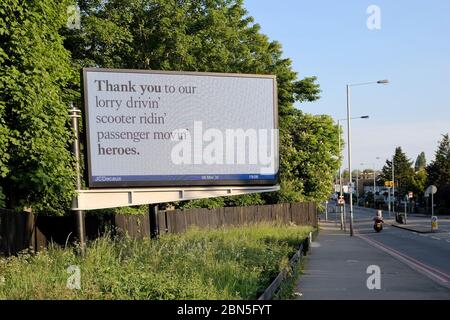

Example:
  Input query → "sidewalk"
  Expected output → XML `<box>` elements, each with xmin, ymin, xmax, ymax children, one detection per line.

<box><xmin>294</xmin><ymin>221</ymin><xmax>450</xmax><ymax>299</ymax></box>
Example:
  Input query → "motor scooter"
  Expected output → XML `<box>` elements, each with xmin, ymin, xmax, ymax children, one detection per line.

<box><xmin>373</xmin><ymin>218</ymin><xmax>383</xmax><ymax>232</ymax></box>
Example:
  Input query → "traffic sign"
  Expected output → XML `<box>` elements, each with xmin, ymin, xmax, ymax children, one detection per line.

<box><xmin>384</xmin><ymin>181</ymin><xmax>394</xmax><ymax>188</ymax></box>
<box><xmin>431</xmin><ymin>216</ymin><xmax>438</xmax><ymax>231</ymax></box>
<box><xmin>425</xmin><ymin>185</ymin><xmax>437</xmax><ymax>196</ymax></box>
<box><xmin>338</xmin><ymin>197</ymin><xmax>345</xmax><ymax>205</ymax></box>
<box><xmin>408</xmin><ymin>192</ymin><xmax>413</xmax><ymax>199</ymax></box>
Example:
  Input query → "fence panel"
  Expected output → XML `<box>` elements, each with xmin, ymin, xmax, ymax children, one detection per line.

<box><xmin>1</xmin><ymin>202</ymin><xmax>317</xmax><ymax>253</ymax></box>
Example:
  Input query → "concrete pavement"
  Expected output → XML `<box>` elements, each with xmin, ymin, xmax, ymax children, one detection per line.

<box><xmin>294</xmin><ymin>220</ymin><xmax>450</xmax><ymax>300</ymax></box>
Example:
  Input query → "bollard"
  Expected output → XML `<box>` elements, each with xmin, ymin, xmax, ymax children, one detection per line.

<box><xmin>431</xmin><ymin>216</ymin><xmax>438</xmax><ymax>232</ymax></box>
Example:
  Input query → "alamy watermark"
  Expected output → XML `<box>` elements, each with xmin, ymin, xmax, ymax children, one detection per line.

<box><xmin>170</xmin><ymin>121</ymin><xmax>278</xmax><ymax>175</ymax></box>
<box><xmin>66</xmin><ymin>265</ymin><xmax>81</xmax><ymax>290</ymax></box>
<box><xmin>367</xmin><ymin>5</ymin><xmax>381</xmax><ymax>30</ymax></box>
<box><xmin>366</xmin><ymin>265</ymin><xmax>381</xmax><ymax>290</ymax></box>
<box><xmin>67</xmin><ymin>5</ymin><xmax>81</xmax><ymax>30</ymax></box>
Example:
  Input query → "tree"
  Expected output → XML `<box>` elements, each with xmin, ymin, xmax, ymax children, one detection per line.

<box><xmin>266</xmin><ymin>110</ymin><xmax>340</xmax><ymax>204</ymax></box>
<box><xmin>381</xmin><ymin>147</ymin><xmax>414</xmax><ymax>201</ymax></box>
<box><xmin>414</xmin><ymin>152</ymin><xmax>426</xmax><ymax>172</ymax></box>
<box><xmin>427</xmin><ymin>134</ymin><xmax>450</xmax><ymax>210</ymax></box>
<box><xmin>0</xmin><ymin>0</ymin><xmax>76</xmax><ymax>214</ymax></box>
<box><xmin>63</xmin><ymin>0</ymin><xmax>333</xmax><ymax>209</ymax></box>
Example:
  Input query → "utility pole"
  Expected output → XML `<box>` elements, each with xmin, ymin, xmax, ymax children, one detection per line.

<box><xmin>346</xmin><ymin>84</ymin><xmax>354</xmax><ymax>236</ymax></box>
<box><xmin>356</xmin><ymin>169</ymin><xmax>359</xmax><ymax>204</ymax></box>
<box><xmin>373</xmin><ymin>164</ymin><xmax>376</xmax><ymax>208</ymax></box>
<box><xmin>392</xmin><ymin>154</ymin><xmax>395</xmax><ymax>216</ymax></box>
<box><xmin>345</xmin><ymin>80</ymin><xmax>388</xmax><ymax>236</ymax></box>
<box><xmin>70</xmin><ymin>103</ymin><xmax>86</xmax><ymax>256</ymax></box>
<box><xmin>338</xmin><ymin>120</ymin><xmax>344</xmax><ymax>230</ymax></box>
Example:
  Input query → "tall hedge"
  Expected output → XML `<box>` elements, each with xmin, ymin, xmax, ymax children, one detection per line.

<box><xmin>0</xmin><ymin>0</ymin><xmax>75</xmax><ymax>214</ymax></box>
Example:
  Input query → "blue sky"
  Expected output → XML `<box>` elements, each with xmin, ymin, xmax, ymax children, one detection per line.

<box><xmin>244</xmin><ymin>0</ymin><xmax>450</xmax><ymax>171</ymax></box>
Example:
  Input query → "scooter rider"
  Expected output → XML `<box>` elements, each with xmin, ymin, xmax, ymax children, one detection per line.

<box><xmin>373</xmin><ymin>210</ymin><xmax>384</xmax><ymax>231</ymax></box>
<box><xmin>373</xmin><ymin>210</ymin><xmax>384</xmax><ymax>223</ymax></box>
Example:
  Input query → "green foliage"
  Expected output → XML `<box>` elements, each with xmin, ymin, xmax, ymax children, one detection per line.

<box><xmin>411</xmin><ymin>169</ymin><xmax>428</xmax><ymax>206</ymax></box>
<box><xmin>178</xmin><ymin>197</ymin><xmax>226</xmax><ymax>209</ymax></box>
<box><xmin>426</xmin><ymin>134</ymin><xmax>450</xmax><ymax>209</ymax></box>
<box><xmin>62</xmin><ymin>0</ymin><xmax>333</xmax><ymax>210</ymax></box>
<box><xmin>269</xmin><ymin>109</ymin><xmax>340</xmax><ymax>204</ymax></box>
<box><xmin>0</xmin><ymin>0</ymin><xmax>76</xmax><ymax>214</ymax></box>
<box><xmin>0</xmin><ymin>223</ymin><xmax>313</xmax><ymax>299</ymax></box>
<box><xmin>381</xmin><ymin>147</ymin><xmax>414</xmax><ymax>199</ymax></box>
<box><xmin>93</xmin><ymin>205</ymin><xmax>148</xmax><ymax>215</ymax></box>
<box><xmin>0</xmin><ymin>0</ymin><xmax>336</xmax><ymax>213</ymax></box>
<box><xmin>414</xmin><ymin>152</ymin><xmax>426</xmax><ymax>172</ymax></box>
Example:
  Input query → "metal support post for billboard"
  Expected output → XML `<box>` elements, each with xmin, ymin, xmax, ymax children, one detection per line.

<box><xmin>70</xmin><ymin>103</ymin><xmax>86</xmax><ymax>256</ymax></box>
<box><xmin>149</xmin><ymin>204</ymin><xmax>159</xmax><ymax>239</ymax></box>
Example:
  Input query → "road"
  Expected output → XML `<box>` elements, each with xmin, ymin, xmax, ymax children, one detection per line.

<box><xmin>352</xmin><ymin>207</ymin><xmax>450</xmax><ymax>287</ymax></box>
<box><xmin>295</xmin><ymin>205</ymin><xmax>450</xmax><ymax>299</ymax></box>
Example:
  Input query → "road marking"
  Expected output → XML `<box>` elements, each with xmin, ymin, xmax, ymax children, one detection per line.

<box><xmin>419</xmin><ymin>234</ymin><xmax>428</xmax><ymax>237</ymax></box>
<box><xmin>431</xmin><ymin>236</ymin><xmax>441</xmax><ymax>240</ymax></box>
<box><xmin>356</xmin><ymin>233</ymin><xmax>450</xmax><ymax>285</ymax></box>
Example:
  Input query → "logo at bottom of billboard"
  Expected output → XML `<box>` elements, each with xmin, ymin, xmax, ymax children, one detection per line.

<box><xmin>83</xmin><ymin>68</ymin><xmax>279</xmax><ymax>187</ymax></box>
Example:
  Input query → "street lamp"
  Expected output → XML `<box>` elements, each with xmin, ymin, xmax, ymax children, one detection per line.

<box><xmin>346</xmin><ymin>80</ymin><xmax>389</xmax><ymax>236</ymax></box>
<box><xmin>337</xmin><ymin>115</ymin><xmax>369</xmax><ymax>230</ymax></box>
<box><xmin>392</xmin><ymin>154</ymin><xmax>395</xmax><ymax>215</ymax></box>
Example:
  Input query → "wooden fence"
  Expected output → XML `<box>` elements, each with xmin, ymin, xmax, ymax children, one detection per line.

<box><xmin>0</xmin><ymin>202</ymin><xmax>317</xmax><ymax>255</ymax></box>
<box><xmin>161</xmin><ymin>202</ymin><xmax>317</xmax><ymax>234</ymax></box>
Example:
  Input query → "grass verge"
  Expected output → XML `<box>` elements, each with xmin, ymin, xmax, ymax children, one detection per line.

<box><xmin>0</xmin><ymin>223</ymin><xmax>313</xmax><ymax>300</ymax></box>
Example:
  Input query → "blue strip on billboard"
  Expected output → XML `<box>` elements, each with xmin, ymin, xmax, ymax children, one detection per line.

<box><xmin>93</xmin><ymin>174</ymin><xmax>277</xmax><ymax>182</ymax></box>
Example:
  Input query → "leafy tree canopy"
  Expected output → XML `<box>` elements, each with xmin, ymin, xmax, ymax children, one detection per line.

<box><xmin>381</xmin><ymin>147</ymin><xmax>414</xmax><ymax>199</ymax></box>
<box><xmin>0</xmin><ymin>0</ymin><xmax>339</xmax><ymax>213</ymax></box>
<box><xmin>414</xmin><ymin>152</ymin><xmax>426</xmax><ymax>172</ymax></box>
<box><xmin>427</xmin><ymin>134</ymin><xmax>450</xmax><ymax>209</ymax></box>
<box><xmin>0</xmin><ymin>0</ymin><xmax>76</xmax><ymax>214</ymax></box>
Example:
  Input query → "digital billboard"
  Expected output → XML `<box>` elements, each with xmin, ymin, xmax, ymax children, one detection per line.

<box><xmin>82</xmin><ymin>68</ymin><xmax>278</xmax><ymax>187</ymax></box>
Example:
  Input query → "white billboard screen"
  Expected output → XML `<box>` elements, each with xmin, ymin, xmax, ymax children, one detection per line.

<box><xmin>82</xmin><ymin>68</ymin><xmax>278</xmax><ymax>188</ymax></box>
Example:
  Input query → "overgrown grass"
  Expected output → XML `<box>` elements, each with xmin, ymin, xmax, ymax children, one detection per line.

<box><xmin>0</xmin><ymin>223</ymin><xmax>313</xmax><ymax>300</ymax></box>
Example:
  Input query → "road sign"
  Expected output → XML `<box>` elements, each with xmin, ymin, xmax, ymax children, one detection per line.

<box><xmin>343</xmin><ymin>185</ymin><xmax>349</xmax><ymax>194</ymax></box>
<box><xmin>425</xmin><ymin>185</ymin><xmax>437</xmax><ymax>196</ymax></box>
<box><xmin>338</xmin><ymin>197</ymin><xmax>345</xmax><ymax>205</ymax></box>
<box><xmin>384</xmin><ymin>181</ymin><xmax>394</xmax><ymax>187</ymax></box>
<box><xmin>431</xmin><ymin>216</ymin><xmax>438</xmax><ymax>231</ymax></box>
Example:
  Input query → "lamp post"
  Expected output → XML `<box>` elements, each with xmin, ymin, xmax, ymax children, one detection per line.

<box><xmin>337</xmin><ymin>116</ymin><xmax>369</xmax><ymax>230</ymax></box>
<box><xmin>346</xmin><ymin>80</ymin><xmax>388</xmax><ymax>236</ymax></box>
<box><xmin>392</xmin><ymin>154</ymin><xmax>395</xmax><ymax>215</ymax></box>
<box><xmin>356</xmin><ymin>169</ymin><xmax>359</xmax><ymax>202</ymax></box>
<box><xmin>69</xmin><ymin>103</ymin><xmax>86</xmax><ymax>256</ymax></box>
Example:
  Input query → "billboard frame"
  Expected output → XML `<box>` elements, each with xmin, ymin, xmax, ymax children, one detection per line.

<box><xmin>71</xmin><ymin>185</ymin><xmax>280</xmax><ymax>211</ymax></box>
<box><xmin>81</xmin><ymin>67</ymin><xmax>279</xmax><ymax>188</ymax></box>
